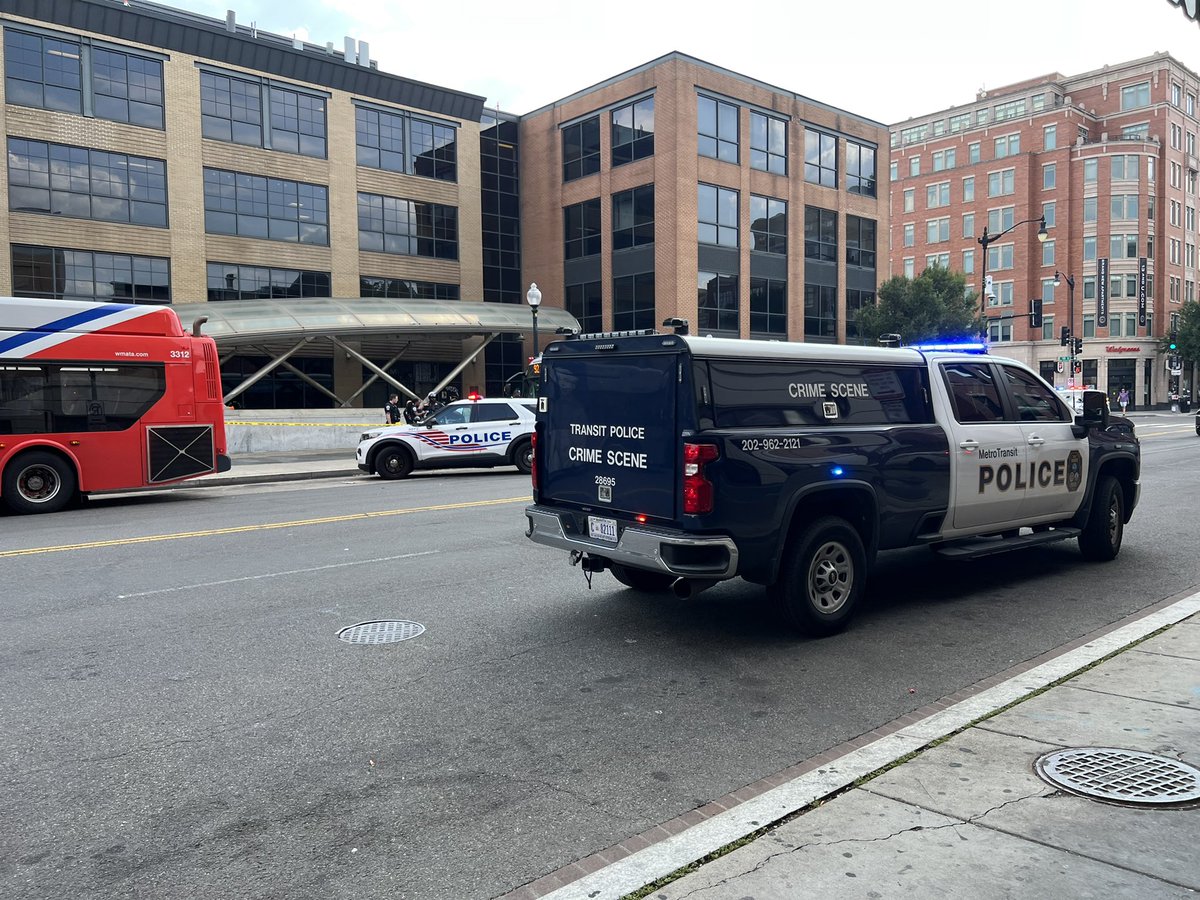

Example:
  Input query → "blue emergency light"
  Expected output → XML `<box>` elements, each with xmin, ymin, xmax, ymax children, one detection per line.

<box><xmin>910</xmin><ymin>341</ymin><xmax>989</xmax><ymax>354</ymax></box>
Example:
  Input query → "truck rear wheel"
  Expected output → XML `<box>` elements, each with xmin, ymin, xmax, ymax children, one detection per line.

<box><xmin>375</xmin><ymin>445</ymin><xmax>414</xmax><ymax>480</ymax></box>
<box><xmin>771</xmin><ymin>516</ymin><xmax>866</xmax><ymax>637</ymax></box>
<box><xmin>512</xmin><ymin>439</ymin><xmax>533</xmax><ymax>475</ymax></box>
<box><xmin>609</xmin><ymin>563</ymin><xmax>674</xmax><ymax>593</ymax></box>
<box><xmin>1079</xmin><ymin>475</ymin><xmax>1124</xmax><ymax>561</ymax></box>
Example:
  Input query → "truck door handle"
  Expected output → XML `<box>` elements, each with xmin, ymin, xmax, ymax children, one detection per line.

<box><xmin>1027</xmin><ymin>435</ymin><xmax>1045</xmax><ymax>447</ymax></box>
<box><xmin>959</xmin><ymin>439</ymin><xmax>979</xmax><ymax>451</ymax></box>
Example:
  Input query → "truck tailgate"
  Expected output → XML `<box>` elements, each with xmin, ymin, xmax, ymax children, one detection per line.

<box><xmin>540</xmin><ymin>353</ymin><xmax>679</xmax><ymax>520</ymax></box>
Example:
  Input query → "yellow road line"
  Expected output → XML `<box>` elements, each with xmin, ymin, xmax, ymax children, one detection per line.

<box><xmin>0</xmin><ymin>497</ymin><xmax>529</xmax><ymax>558</ymax></box>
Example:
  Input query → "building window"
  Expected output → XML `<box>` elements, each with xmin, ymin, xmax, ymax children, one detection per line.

<box><xmin>698</xmin><ymin>95</ymin><xmax>738</xmax><ymax>163</ymax></box>
<box><xmin>203</xmin><ymin>168</ymin><xmax>328</xmax><ymax>244</ymax></box>
<box><xmin>988</xmin><ymin>168</ymin><xmax>1015</xmax><ymax>197</ymax></box>
<box><xmin>564</xmin><ymin>281</ymin><xmax>602</xmax><ymax>334</ymax></box>
<box><xmin>890</xmin><ymin>160</ymin><xmax>898</xmax><ymax>181</ymax></box>
<box><xmin>355</xmin><ymin>106</ymin><xmax>457</xmax><ymax>181</ymax></box>
<box><xmin>806</xmin><ymin>131</ymin><xmax>838</xmax><ymax>187</ymax></box>
<box><xmin>804</xmin><ymin>283</ymin><xmax>837</xmax><ymax>342</ymax></box>
<box><xmin>903</xmin><ymin>189</ymin><xmax>915</xmax><ymax>213</ymax></box>
<box><xmin>208</xmin><ymin>263</ymin><xmax>331</xmax><ymax>300</ymax></box>
<box><xmin>908</xmin><ymin>155</ymin><xmax>920</xmax><ymax>178</ymax></box>
<box><xmin>1110</xmin><ymin>233</ymin><xmax>1138</xmax><ymax>258</ymax></box>
<box><xmin>949</xmin><ymin>113</ymin><xmax>970</xmax><ymax>133</ymax></box>
<box><xmin>1084</xmin><ymin>159</ymin><xmax>1098</xmax><ymax>183</ymax></box>
<box><xmin>927</xmin><ymin>182</ymin><xmax>950</xmax><ymax>208</ymax></box>
<box><xmin>846</xmin><ymin>289</ymin><xmax>874</xmax><ymax>344</ymax></box>
<box><xmin>988</xmin><ymin>207</ymin><xmax>1015</xmax><ymax>233</ymax></box>
<box><xmin>750</xmin><ymin>111</ymin><xmax>786</xmax><ymax>175</ymax></box>
<box><xmin>903</xmin><ymin>223</ymin><xmax>915</xmax><ymax>247</ymax></box>
<box><xmin>994</xmin><ymin>133</ymin><xmax>1020</xmax><ymax>158</ymax></box>
<box><xmin>925</xmin><ymin>252</ymin><xmax>950</xmax><ymax>269</ymax></box>
<box><xmin>968</xmin><ymin>142</ymin><xmax>980</xmax><ymax>164</ymax></box>
<box><xmin>13</xmin><ymin>244</ymin><xmax>170</xmax><ymax>303</ymax></box>
<box><xmin>564</xmin><ymin>198</ymin><xmax>601</xmax><ymax>259</ymax></box>
<box><xmin>562</xmin><ymin>116</ymin><xmax>600</xmax><ymax>182</ymax></box>
<box><xmin>988</xmin><ymin>320</ymin><xmax>1013</xmax><ymax>342</ymax></box>
<box><xmin>962</xmin><ymin>248</ymin><xmax>975</xmax><ymax>274</ymax></box>
<box><xmin>846</xmin><ymin>216</ymin><xmax>876</xmax><ymax>269</ymax></box>
<box><xmin>932</xmin><ymin>148</ymin><xmax>956</xmax><ymax>172</ymax></box>
<box><xmin>963</xmin><ymin>176</ymin><xmax>975</xmax><ymax>202</ymax></box>
<box><xmin>1044</xmin><ymin>125</ymin><xmax>1057</xmax><ymax>151</ymax></box>
<box><xmin>4</xmin><ymin>29</ymin><xmax>165</xmax><ymax>129</ymax></box>
<box><xmin>903</xmin><ymin>258</ymin><xmax>915</xmax><ymax>278</ymax></box>
<box><xmin>612</xmin><ymin>184</ymin><xmax>654</xmax><ymax>250</ymax></box>
<box><xmin>993</xmin><ymin>99</ymin><xmax>1026</xmax><ymax>121</ymax></box>
<box><xmin>613</xmin><ymin>272</ymin><xmax>655</xmax><ymax>331</ymax></box>
<box><xmin>1111</xmin><ymin>194</ymin><xmax>1138</xmax><ymax>219</ymax></box>
<box><xmin>1084</xmin><ymin>197</ymin><xmax>1097</xmax><ymax>223</ymax></box>
<box><xmin>804</xmin><ymin>206</ymin><xmax>837</xmax><ymax>261</ymax></box>
<box><xmin>8</xmin><ymin>138</ymin><xmax>167</xmax><ymax>227</ymax></box>
<box><xmin>200</xmin><ymin>71</ymin><xmax>326</xmax><ymax>158</ymax></box>
<box><xmin>750</xmin><ymin>277</ymin><xmax>786</xmax><ymax>337</ymax></box>
<box><xmin>847</xmin><ymin>141</ymin><xmax>876</xmax><ymax>196</ymax></box>
<box><xmin>1042</xmin><ymin>279</ymin><xmax>1055</xmax><ymax>304</ymax></box>
<box><xmin>357</xmin><ymin>192</ymin><xmax>456</xmax><ymax>258</ymax></box>
<box><xmin>1124</xmin><ymin>122</ymin><xmax>1150</xmax><ymax>140</ymax></box>
<box><xmin>750</xmin><ymin>195</ymin><xmax>787</xmax><ymax>254</ymax></box>
<box><xmin>987</xmin><ymin>243</ymin><xmax>1014</xmax><ymax>271</ymax></box>
<box><xmin>612</xmin><ymin>96</ymin><xmax>654</xmax><ymax>166</ymax></box>
<box><xmin>1041</xmin><ymin>314</ymin><xmax>1056</xmax><ymax>341</ymax></box>
<box><xmin>963</xmin><ymin>213</ymin><xmax>975</xmax><ymax>238</ymax></box>
<box><xmin>1111</xmin><ymin>155</ymin><xmax>1138</xmax><ymax>180</ymax></box>
<box><xmin>1083</xmin><ymin>236</ymin><xmax>1097</xmax><ymax>261</ymax></box>
<box><xmin>698</xmin><ymin>183</ymin><xmax>738</xmax><ymax>247</ymax></box>
<box><xmin>1042</xmin><ymin>240</ymin><xmax>1055</xmax><ymax>267</ymax></box>
<box><xmin>359</xmin><ymin>277</ymin><xmax>457</xmax><ymax>300</ymax></box>
<box><xmin>1043</xmin><ymin>163</ymin><xmax>1056</xmax><ymax>190</ymax></box>
<box><xmin>697</xmin><ymin>271</ymin><xmax>739</xmax><ymax>334</ymax></box>
<box><xmin>1042</xmin><ymin>201</ymin><xmax>1055</xmax><ymax>229</ymax></box>
<box><xmin>926</xmin><ymin>217</ymin><xmax>950</xmax><ymax>244</ymax></box>
<box><xmin>1120</xmin><ymin>81</ymin><xmax>1150</xmax><ymax>110</ymax></box>
<box><xmin>1083</xmin><ymin>314</ymin><xmax>1096</xmax><ymax>338</ymax></box>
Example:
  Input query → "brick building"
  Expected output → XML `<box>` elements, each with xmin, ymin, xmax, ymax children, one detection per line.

<box><xmin>890</xmin><ymin>52</ymin><xmax>1200</xmax><ymax>407</ymax></box>
<box><xmin>519</xmin><ymin>53</ymin><xmax>889</xmax><ymax>344</ymax></box>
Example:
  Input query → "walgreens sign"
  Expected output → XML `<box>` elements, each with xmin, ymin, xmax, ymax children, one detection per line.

<box><xmin>1168</xmin><ymin>0</ymin><xmax>1200</xmax><ymax>22</ymax></box>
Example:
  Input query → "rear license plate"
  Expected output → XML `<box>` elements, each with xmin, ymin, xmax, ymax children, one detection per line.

<box><xmin>588</xmin><ymin>516</ymin><xmax>618</xmax><ymax>542</ymax></box>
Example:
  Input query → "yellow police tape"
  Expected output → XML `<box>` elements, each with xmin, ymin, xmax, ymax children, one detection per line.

<box><xmin>229</xmin><ymin>421</ymin><xmax>378</xmax><ymax>427</ymax></box>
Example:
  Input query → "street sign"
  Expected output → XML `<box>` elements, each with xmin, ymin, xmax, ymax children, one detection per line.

<box><xmin>1058</xmin><ymin>356</ymin><xmax>1072</xmax><ymax>362</ymax></box>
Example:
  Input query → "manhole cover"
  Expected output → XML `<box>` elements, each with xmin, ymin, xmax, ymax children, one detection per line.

<box><xmin>337</xmin><ymin>620</ymin><xmax>425</xmax><ymax>645</ymax></box>
<box><xmin>1034</xmin><ymin>747</ymin><xmax>1200</xmax><ymax>808</ymax></box>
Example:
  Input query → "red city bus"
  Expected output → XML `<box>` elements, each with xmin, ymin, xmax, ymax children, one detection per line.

<box><xmin>0</xmin><ymin>298</ymin><xmax>231</xmax><ymax>514</ymax></box>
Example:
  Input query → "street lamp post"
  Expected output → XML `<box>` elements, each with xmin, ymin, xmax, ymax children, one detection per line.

<box><xmin>1053</xmin><ymin>270</ymin><xmax>1076</xmax><ymax>382</ymax></box>
<box><xmin>977</xmin><ymin>215</ymin><xmax>1049</xmax><ymax>328</ymax></box>
<box><xmin>526</xmin><ymin>282</ymin><xmax>542</xmax><ymax>357</ymax></box>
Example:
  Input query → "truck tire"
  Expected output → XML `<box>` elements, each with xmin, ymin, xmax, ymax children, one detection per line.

<box><xmin>2</xmin><ymin>450</ymin><xmax>77</xmax><ymax>515</ymax></box>
<box><xmin>1079</xmin><ymin>475</ymin><xmax>1124</xmax><ymax>561</ymax></box>
<box><xmin>512</xmin><ymin>439</ymin><xmax>533</xmax><ymax>475</ymax></box>
<box><xmin>771</xmin><ymin>516</ymin><xmax>866</xmax><ymax>637</ymax></box>
<box><xmin>609</xmin><ymin>563</ymin><xmax>675</xmax><ymax>593</ymax></box>
<box><xmin>374</xmin><ymin>445</ymin><xmax>414</xmax><ymax>480</ymax></box>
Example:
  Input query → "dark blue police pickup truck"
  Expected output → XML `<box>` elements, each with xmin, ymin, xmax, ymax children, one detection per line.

<box><xmin>524</xmin><ymin>331</ymin><xmax>1141</xmax><ymax>636</ymax></box>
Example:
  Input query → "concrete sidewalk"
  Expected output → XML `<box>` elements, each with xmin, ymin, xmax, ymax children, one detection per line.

<box><xmin>518</xmin><ymin>595</ymin><xmax>1200</xmax><ymax>900</ymax></box>
<box><xmin>186</xmin><ymin>449</ymin><xmax>363</xmax><ymax>487</ymax></box>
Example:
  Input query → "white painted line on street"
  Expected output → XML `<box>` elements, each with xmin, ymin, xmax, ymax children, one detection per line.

<box><xmin>538</xmin><ymin>589</ymin><xmax>1200</xmax><ymax>900</ymax></box>
<box><xmin>116</xmin><ymin>551</ymin><xmax>440</xmax><ymax>598</ymax></box>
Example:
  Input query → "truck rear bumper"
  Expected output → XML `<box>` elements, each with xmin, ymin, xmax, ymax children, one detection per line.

<box><xmin>524</xmin><ymin>505</ymin><xmax>739</xmax><ymax>578</ymax></box>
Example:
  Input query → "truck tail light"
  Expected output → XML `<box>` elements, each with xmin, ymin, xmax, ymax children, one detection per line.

<box><xmin>682</xmin><ymin>442</ymin><xmax>719</xmax><ymax>515</ymax></box>
<box><xmin>530</xmin><ymin>430</ymin><xmax>538</xmax><ymax>489</ymax></box>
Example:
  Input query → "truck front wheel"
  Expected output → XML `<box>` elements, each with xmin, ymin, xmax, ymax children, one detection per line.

<box><xmin>609</xmin><ymin>563</ymin><xmax>674</xmax><ymax>593</ymax></box>
<box><xmin>771</xmin><ymin>516</ymin><xmax>866</xmax><ymax>637</ymax></box>
<box><xmin>1079</xmin><ymin>475</ymin><xmax>1124</xmax><ymax>561</ymax></box>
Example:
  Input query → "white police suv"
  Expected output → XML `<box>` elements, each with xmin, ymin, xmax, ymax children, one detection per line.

<box><xmin>357</xmin><ymin>396</ymin><xmax>536</xmax><ymax>479</ymax></box>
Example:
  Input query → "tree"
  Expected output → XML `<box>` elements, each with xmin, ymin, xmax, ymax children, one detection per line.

<box><xmin>1162</xmin><ymin>299</ymin><xmax>1200</xmax><ymax>363</ymax></box>
<box><xmin>853</xmin><ymin>266</ymin><xmax>983</xmax><ymax>346</ymax></box>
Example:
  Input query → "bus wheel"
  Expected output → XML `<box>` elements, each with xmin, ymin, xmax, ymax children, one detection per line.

<box><xmin>375</xmin><ymin>446</ymin><xmax>414</xmax><ymax>480</ymax></box>
<box><xmin>3</xmin><ymin>451</ymin><xmax>77</xmax><ymax>515</ymax></box>
<box><xmin>770</xmin><ymin>516</ymin><xmax>865</xmax><ymax>637</ymax></box>
<box><xmin>512</xmin><ymin>439</ymin><xmax>533</xmax><ymax>475</ymax></box>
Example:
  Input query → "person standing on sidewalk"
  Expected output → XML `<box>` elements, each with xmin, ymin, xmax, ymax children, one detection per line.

<box><xmin>384</xmin><ymin>393</ymin><xmax>402</xmax><ymax>424</ymax></box>
<box><xmin>1118</xmin><ymin>386</ymin><xmax>1130</xmax><ymax>414</ymax></box>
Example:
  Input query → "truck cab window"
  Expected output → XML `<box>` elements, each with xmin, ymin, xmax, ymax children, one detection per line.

<box><xmin>942</xmin><ymin>362</ymin><xmax>1005</xmax><ymax>423</ymax></box>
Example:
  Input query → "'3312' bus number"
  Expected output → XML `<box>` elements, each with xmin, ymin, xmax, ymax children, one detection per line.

<box><xmin>170</xmin><ymin>350</ymin><xmax>191</xmax><ymax>359</ymax></box>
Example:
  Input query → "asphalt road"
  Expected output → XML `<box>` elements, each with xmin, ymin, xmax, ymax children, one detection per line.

<box><xmin>1</xmin><ymin>417</ymin><xmax>1197</xmax><ymax>900</ymax></box>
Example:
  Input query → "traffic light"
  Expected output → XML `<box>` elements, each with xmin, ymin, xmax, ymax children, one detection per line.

<box><xmin>1073</xmin><ymin>360</ymin><xmax>1083</xmax><ymax>374</ymax></box>
<box><xmin>1060</xmin><ymin>326</ymin><xmax>1070</xmax><ymax>347</ymax></box>
<box><xmin>1030</xmin><ymin>299</ymin><xmax>1043</xmax><ymax>328</ymax></box>
<box><xmin>1169</xmin><ymin>331</ymin><xmax>1179</xmax><ymax>351</ymax></box>
<box><xmin>1073</xmin><ymin>337</ymin><xmax>1084</xmax><ymax>355</ymax></box>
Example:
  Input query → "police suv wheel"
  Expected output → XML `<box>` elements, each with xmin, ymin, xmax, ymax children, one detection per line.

<box><xmin>375</xmin><ymin>446</ymin><xmax>414</xmax><ymax>480</ymax></box>
<box><xmin>609</xmin><ymin>563</ymin><xmax>674</xmax><ymax>593</ymax></box>
<box><xmin>513</xmin><ymin>439</ymin><xmax>533</xmax><ymax>475</ymax></box>
<box><xmin>772</xmin><ymin>516</ymin><xmax>865</xmax><ymax>637</ymax></box>
<box><xmin>3</xmin><ymin>450</ymin><xmax>77</xmax><ymax>515</ymax></box>
<box><xmin>1079</xmin><ymin>475</ymin><xmax>1124</xmax><ymax>561</ymax></box>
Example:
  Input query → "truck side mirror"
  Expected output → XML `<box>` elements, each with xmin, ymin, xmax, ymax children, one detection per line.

<box><xmin>1078</xmin><ymin>389</ymin><xmax>1109</xmax><ymax>428</ymax></box>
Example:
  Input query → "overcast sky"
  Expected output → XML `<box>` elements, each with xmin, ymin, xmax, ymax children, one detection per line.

<box><xmin>178</xmin><ymin>0</ymin><xmax>1200</xmax><ymax>124</ymax></box>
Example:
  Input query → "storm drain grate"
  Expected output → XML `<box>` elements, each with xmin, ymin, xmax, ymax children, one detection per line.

<box><xmin>337</xmin><ymin>620</ymin><xmax>425</xmax><ymax>645</ymax></box>
<box><xmin>1034</xmin><ymin>747</ymin><xmax>1200</xmax><ymax>808</ymax></box>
